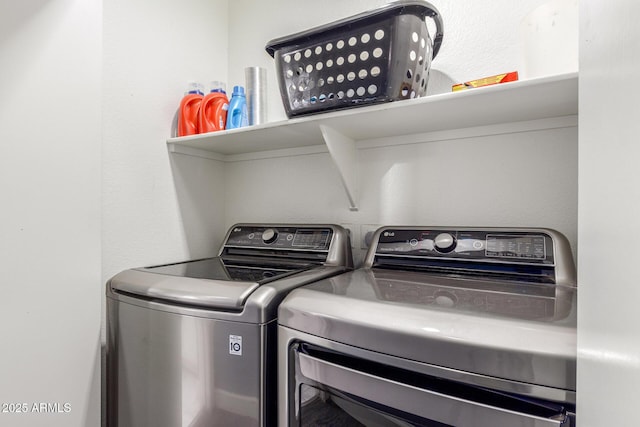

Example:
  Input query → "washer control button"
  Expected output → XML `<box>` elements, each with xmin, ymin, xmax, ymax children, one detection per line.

<box><xmin>434</xmin><ymin>233</ymin><xmax>456</xmax><ymax>253</ymax></box>
<box><xmin>262</xmin><ymin>228</ymin><xmax>278</xmax><ymax>244</ymax></box>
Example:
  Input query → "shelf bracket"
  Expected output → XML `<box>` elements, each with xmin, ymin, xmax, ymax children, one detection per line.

<box><xmin>320</xmin><ymin>124</ymin><xmax>358</xmax><ymax>211</ymax></box>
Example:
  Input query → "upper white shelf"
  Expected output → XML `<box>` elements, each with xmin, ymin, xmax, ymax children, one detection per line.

<box><xmin>167</xmin><ymin>72</ymin><xmax>578</xmax><ymax>158</ymax></box>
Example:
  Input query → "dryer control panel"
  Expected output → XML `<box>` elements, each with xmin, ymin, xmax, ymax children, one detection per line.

<box><xmin>368</xmin><ymin>227</ymin><xmax>577</xmax><ymax>285</ymax></box>
<box><xmin>374</xmin><ymin>228</ymin><xmax>554</xmax><ymax>265</ymax></box>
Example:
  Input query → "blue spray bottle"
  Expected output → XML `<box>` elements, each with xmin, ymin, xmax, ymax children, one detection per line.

<box><xmin>225</xmin><ymin>86</ymin><xmax>249</xmax><ymax>129</ymax></box>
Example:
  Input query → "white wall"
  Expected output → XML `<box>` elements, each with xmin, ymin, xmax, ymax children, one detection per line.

<box><xmin>578</xmin><ymin>0</ymin><xmax>640</xmax><ymax>424</ymax></box>
<box><xmin>0</xmin><ymin>1</ymin><xmax>102</xmax><ymax>426</ymax></box>
<box><xmin>224</xmin><ymin>0</ymin><xmax>578</xmax><ymax>264</ymax></box>
<box><xmin>102</xmin><ymin>0</ymin><xmax>229</xmax><ymax>282</ymax></box>
<box><xmin>224</xmin><ymin>126</ymin><xmax>578</xmax><ymax>264</ymax></box>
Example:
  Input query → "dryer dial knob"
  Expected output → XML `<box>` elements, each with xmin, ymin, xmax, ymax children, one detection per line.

<box><xmin>434</xmin><ymin>233</ymin><xmax>456</xmax><ymax>253</ymax></box>
<box><xmin>262</xmin><ymin>228</ymin><xmax>278</xmax><ymax>244</ymax></box>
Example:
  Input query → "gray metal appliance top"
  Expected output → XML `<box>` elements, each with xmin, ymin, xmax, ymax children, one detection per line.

<box><xmin>107</xmin><ymin>223</ymin><xmax>352</xmax><ymax>322</ymax></box>
<box><xmin>279</xmin><ymin>226</ymin><xmax>577</xmax><ymax>394</ymax></box>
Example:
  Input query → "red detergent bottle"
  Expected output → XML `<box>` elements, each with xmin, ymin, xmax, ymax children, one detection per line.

<box><xmin>177</xmin><ymin>82</ymin><xmax>204</xmax><ymax>136</ymax></box>
<box><xmin>198</xmin><ymin>81</ymin><xmax>229</xmax><ymax>133</ymax></box>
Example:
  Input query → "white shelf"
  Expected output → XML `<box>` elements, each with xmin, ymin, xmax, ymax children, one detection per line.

<box><xmin>167</xmin><ymin>72</ymin><xmax>578</xmax><ymax>210</ymax></box>
<box><xmin>168</xmin><ymin>72</ymin><xmax>577</xmax><ymax>156</ymax></box>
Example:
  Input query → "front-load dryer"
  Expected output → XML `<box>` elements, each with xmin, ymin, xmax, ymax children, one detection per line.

<box><xmin>279</xmin><ymin>226</ymin><xmax>577</xmax><ymax>427</ymax></box>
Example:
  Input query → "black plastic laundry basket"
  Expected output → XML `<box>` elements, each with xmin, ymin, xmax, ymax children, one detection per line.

<box><xmin>265</xmin><ymin>0</ymin><xmax>444</xmax><ymax>118</ymax></box>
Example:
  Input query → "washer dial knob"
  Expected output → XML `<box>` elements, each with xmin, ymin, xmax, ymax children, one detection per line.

<box><xmin>434</xmin><ymin>232</ymin><xmax>456</xmax><ymax>253</ymax></box>
<box><xmin>262</xmin><ymin>228</ymin><xmax>278</xmax><ymax>244</ymax></box>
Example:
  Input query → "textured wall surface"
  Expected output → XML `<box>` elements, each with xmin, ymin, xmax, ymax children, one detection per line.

<box><xmin>102</xmin><ymin>0</ymin><xmax>229</xmax><ymax>282</ymax></box>
<box><xmin>0</xmin><ymin>1</ymin><xmax>102</xmax><ymax>426</ymax></box>
<box><xmin>578</xmin><ymin>0</ymin><xmax>640</xmax><ymax>424</ymax></box>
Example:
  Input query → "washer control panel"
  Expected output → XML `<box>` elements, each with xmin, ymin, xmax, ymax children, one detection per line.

<box><xmin>375</xmin><ymin>228</ymin><xmax>554</xmax><ymax>265</ymax></box>
<box><xmin>225</xmin><ymin>225</ymin><xmax>333</xmax><ymax>251</ymax></box>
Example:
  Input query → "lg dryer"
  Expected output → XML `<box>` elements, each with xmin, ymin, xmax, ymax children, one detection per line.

<box><xmin>106</xmin><ymin>223</ymin><xmax>352</xmax><ymax>427</ymax></box>
<box><xmin>279</xmin><ymin>226</ymin><xmax>577</xmax><ymax>427</ymax></box>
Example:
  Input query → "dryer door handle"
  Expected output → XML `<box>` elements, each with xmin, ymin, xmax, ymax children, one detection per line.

<box><xmin>298</xmin><ymin>352</ymin><xmax>569</xmax><ymax>427</ymax></box>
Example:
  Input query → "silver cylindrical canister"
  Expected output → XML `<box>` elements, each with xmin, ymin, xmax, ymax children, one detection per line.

<box><xmin>245</xmin><ymin>66</ymin><xmax>267</xmax><ymax>125</ymax></box>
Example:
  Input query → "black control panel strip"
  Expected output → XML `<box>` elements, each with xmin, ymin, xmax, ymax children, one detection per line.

<box><xmin>225</xmin><ymin>226</ymin><xmax>333</xmax><ymax>251</ymax></box>
<box><xmin>375</xmin><ymin>229</ymin><xmax>555</xmax><ymax>266</ymax></box>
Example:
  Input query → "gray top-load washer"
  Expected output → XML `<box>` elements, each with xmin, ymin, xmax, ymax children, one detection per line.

<box><xmin>106</xmin><ymin>223</ymin><xmax>352</xmax><ymax>427</ymax></box>
<box><xmin>279</xmin><ymin>226</ymin><xmax>577</xmax><ymax>427</ymax></box>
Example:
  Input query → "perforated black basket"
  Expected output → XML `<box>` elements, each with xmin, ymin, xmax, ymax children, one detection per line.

<box><xmin>266</xmin><ymin>1</ymin><xmax>444</xmax><ymax>118</ymax></box>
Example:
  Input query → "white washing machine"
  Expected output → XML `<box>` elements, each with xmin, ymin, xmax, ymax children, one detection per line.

<box><xmin>279</xmin><ymin>226</ymin><xmax>577</xmax><ymax>427</ymax></box>
<box><xmin>106</xmin><ymin>223</ymin><xmax>352</xmax><ymax>427</ymax></box>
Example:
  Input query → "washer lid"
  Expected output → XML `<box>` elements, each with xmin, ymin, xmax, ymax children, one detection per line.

<box><xmin>279</xmin><ymin>268</ymin><xmax>577</xmax><ymax>391</ymax></box>
<box><xmin>110</xmin><ymin>257</ymin><xmax>310</xmax><ymax>310</ymax></box>
<box><xmin>141</xmin><ymin>257</ymin><xmax>308</xmax><ymax>283</ymax></box>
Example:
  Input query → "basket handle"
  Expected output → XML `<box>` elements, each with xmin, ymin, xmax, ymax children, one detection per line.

<box><xmin>421</xmin><ymin>1</ymin><xmax>444</xmax><ymax>59</ymax></box>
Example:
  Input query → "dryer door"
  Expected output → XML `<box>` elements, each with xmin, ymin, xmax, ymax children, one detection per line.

<box><xmin>292</xmin><ymin>343</ymin><xmax>572</xmax><ymax>427</ymax></box>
